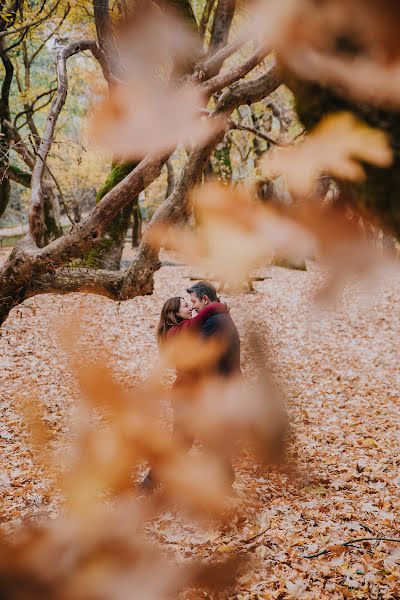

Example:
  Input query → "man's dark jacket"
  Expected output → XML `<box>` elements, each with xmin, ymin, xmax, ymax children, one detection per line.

<box><xmin>201</xmin><ymin>309</ymin><xmax>241</xmax><ymax>377</ymax></box>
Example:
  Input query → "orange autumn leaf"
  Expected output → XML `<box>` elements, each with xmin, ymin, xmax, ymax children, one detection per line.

<box><xmin>262</xmin><ymin>112</ymin><xmax>393</xmax><ymax>195</ymax></box>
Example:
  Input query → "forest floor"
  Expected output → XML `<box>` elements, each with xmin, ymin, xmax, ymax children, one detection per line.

<box><xmin>0</xmin><ymin>246</ymin><xmax>399</xmax><ymax>599</ymax></box>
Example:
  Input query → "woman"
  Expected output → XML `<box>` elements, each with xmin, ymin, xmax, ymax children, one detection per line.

<box><xmin>140</xmin><ymin>296</ymin><xmax>227</xmax><ymax>491</ymax></box>
<box><xmin>157</xmin><ymin>295</ymin><xmax>226</xmax><ymax>343</ymax></box>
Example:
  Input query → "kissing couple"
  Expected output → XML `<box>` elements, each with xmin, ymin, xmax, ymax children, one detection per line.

<box><xmin>140</xmin><ymin>280</ymin><xmax>241</xmax><ymax>492</ymax></box>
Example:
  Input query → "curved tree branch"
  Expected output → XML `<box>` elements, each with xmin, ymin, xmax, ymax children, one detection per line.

<box><xmin>193</xmin><ymin>37</ymin><xmax>244</xmax><ymax>83</ymax></box>
<box><xmin>28</xmin><ymin>3</ymin><xmax>71</xmax><ymax>67</ymax></box>
<box><xmin>203</xmin><ymin>45</ymin><xmax>270</xmax><ymax>96</ymax></box>
<box><xmin>21</xmin><ymin>64</ymin><xmax>282</xmax><ymax>304</ymax></box>
<box><xmin>227</xmin><ymin>119</ymin><xmax>286</xmax><ymax>147</ymax></box>
<box><xmin>28</xmin><ymin>40</ymin><xmax>110</xmax><ymax>245</ymax></box>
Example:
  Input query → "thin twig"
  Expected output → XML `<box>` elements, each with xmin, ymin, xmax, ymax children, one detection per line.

<box><xmin>359</xmin><ymin>523</ymin><xmax>375</xmax><ymax>535</ymax></box>
<box><xmin>228</xmin><ymin>120</ymin><xmax>286</xmax><ymax>147</ymax></box>
<box><xmin>241</xmin><ymin>528</ymin><xmax>270</xmax><ymax>544</ymax></box>
<box><xmin>305</xmin><ymin>537</ymin><xmax>400</xmax><ymax>559</ymax></box>
<box><xmin>34</xmin><ymin>153</ymin><xmax>75</xmax><ymax>226</ymax></box>
<box><xmin>0</xmin><ymin>0</ymin><xmax>61</xmax><ymax>38</ymax></box>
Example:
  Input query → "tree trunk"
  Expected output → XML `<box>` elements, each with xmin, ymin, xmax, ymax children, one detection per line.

<box><xmin>131</xmin><ymin>198</ymin><xmax>142</xmax><ymax>247</ymax></box>
<box><xmin>207</xmin><ymin>0</ymin><xmax>236</xmax><ymax>76</ymax></box>
<box><xmin>85</xmin><ymin>161</ymin><xmax>139</xmax><ymax>269</ymax></box>
<box><xmin>43</xmin><ymin>190</ymin><xmax>64</xmax><ymax>245</ymax></box>
<box><xmin>166</xmin><ymin>159</ymin><xmax>175</xmax><ymax>198</ymax></box>
<box><xmin>0</xmin><ymin>41</ymin><xmax>13</xmax><ymax>218</ymax></box>
<box><xmin>199</xmin><ymin>0</ymin><xmax>217</xmax><ymax>39</ymax></box>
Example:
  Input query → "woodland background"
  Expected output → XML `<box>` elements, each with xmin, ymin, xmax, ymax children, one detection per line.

<box><xmin>0</xmin><ymin>1</ymin><xmax>399</xmax><ymax>598</ymax></box>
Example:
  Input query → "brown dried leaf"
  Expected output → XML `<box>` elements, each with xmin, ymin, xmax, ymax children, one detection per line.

<box><xmin>149</xmin><ymin>182</ymin><xmax>312</xmax><ymax>288</ymax></box>
<box><xmin>159</xmin><ymin>329</ymin><xmax>226</xmax><ymax>374</ymax></box>
<box><xmin>246</xmin><ymin>0</ymin><xmax>400</xmax><ymax>105</ymax></box>
<box><xmin>262</xmin><ymin>112</ymin><xmax>393</xmax><ymax>196</ymax></box>
<box><xmin>88</xmin><ymin>4</ymin><xmax>223</xmax><ymax>158</ymax></box>
<box><xmin>90</xmin><ymin>83</ymin><xmax>223</xmax><ymax>159</ymax></box>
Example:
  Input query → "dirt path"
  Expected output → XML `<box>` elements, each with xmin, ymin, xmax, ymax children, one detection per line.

<box><xmin>0</xmin><ymin>255</ymin><xmax>399</xmax><ymax>598</ymax></box>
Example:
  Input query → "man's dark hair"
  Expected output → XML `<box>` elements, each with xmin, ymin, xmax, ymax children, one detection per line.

<box><xmin>187</xmin><ymin>280</ymin><xmax>218</xmax><ymax>301</ymax></box>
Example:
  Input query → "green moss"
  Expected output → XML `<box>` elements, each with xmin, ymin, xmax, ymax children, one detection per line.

<box><xmin>84</xmin><ymin>161</ymin><xmax>139</xmax><ymax>270</ymax></box>
<box><xmin>96</xmin><ymin>162</ymin><xmax>137</xmax><ymax>202</ymax></box>
<box><xmin>213</xmin><ymin>140</ymin><xmax>232</xmax><ymax>182</ymax></box>
<box><xmin>9</xmin><ymin>164</ymin><xmax>31</xmax><ymax>188</ymax></box>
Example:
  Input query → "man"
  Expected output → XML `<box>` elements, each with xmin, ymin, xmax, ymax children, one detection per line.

<box><xmin>140</xmin><ymin>281</ymin><xmax>240</xmax><ymax>491</ymax></box>
<box><xmin>185</xmin><ymin>281</ymin><xmax>241</xmax><ymax>486</ymax></box>
<box><xmin>186</xmin><ymin>281</ymin><xmax>241</xmax><ymax>379</ymax></box>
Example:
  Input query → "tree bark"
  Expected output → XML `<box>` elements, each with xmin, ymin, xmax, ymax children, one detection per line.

<box><xmin>199</xmin><ymin>0</ymin><xmax>217</xmax><ymax>40</ymax></box>
<box><xmin>165</xmin><ymin>159</ymin><xmax>175</xmax><ymax>198</ymax></box>
<box><xmin>92</xmin><ymin>0</ymin><xmax>119</xmax><ymax>78</ymax></box>
<box><xmin>85</xmin><ymin>161</ymin><xmax>139</xmax><ymax>270</ymax></box>
<box><xmin>0</xmin><ymin>39</ymin><xmax>13</xmax><ymax>218</ymax></box>
<box><xmin>207</xmin><ymin>0</ymin><xmax>236</xmax><ymax>76</ymax></box>
<box><xmin>131</xmin><ymin>198</ymin><xmax>142</xmax><ymax>247</ymax></box>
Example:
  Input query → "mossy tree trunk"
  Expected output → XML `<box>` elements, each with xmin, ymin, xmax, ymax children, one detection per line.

<box><xmin>86</xmin><ymin>161</ymin><xmax>139</xmax><ymax>270</ymax></box>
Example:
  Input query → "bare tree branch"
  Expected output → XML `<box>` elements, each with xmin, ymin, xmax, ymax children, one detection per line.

<box><xmin>227</xmin><ymin>120</ymin><xmax>286</xmax><ymax>147</ymax></box>
<box><xmin>28</xmin><ymin>3</ymin><xmax>71</xmax><ymax>67</ymax></box>
<box><xmin>4</xmin><ymin>120</ymin><xmax>36</xmax><ymax>168</ymax></box>
<box><xmin>0</xmin><ymin>0</ymin><xmax>62</xmax><ymax>38</ymax></box>
<box><xmin>28</xmin><ymin>40</ymin><xmax>109</xmax><ymax>245</ymax></box>
<box><xmin>305</xmin><ymin>537</ymin><xmax>400</xmax><ymax>559</ymax></box>
<box><xmin>203</xmin><ymin>45</ymin><xmax>270</xmax><ymax>95</ymax></box>
<box><xmin>33</xmin><ymin>152</ymin><xmax>75</xmax><ymax>226</ymax></box>
<box><xmin>26</xmin><ymin>267</ymin><xmax>122</xmax><ymax>299</ymax></box>
<box><xmin>215</xmin><ymin>62</ymin><xmax>281</xmax><ymax>114</ymax></box>
<box><xmin>193</xmin><ymin>37</ymin><xmax>244</xmax><ymax>82</ymax></box>
<box><xmin>14</xmin><ymin>87</ymin><xmax>57</xmax><ymax>128</ymax></box>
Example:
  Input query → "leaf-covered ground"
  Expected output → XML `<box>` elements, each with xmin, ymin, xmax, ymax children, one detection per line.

<box><xmin>0</xmin><ymin>251</ymin><xmax>399</xmax><ymax>599</ymax></box>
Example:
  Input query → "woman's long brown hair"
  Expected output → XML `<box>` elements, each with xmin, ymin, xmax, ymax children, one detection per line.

<box><xmin>157</xmin><ymin>296</ymin><xmax>183</xmax><ymax>345</ymax></box>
